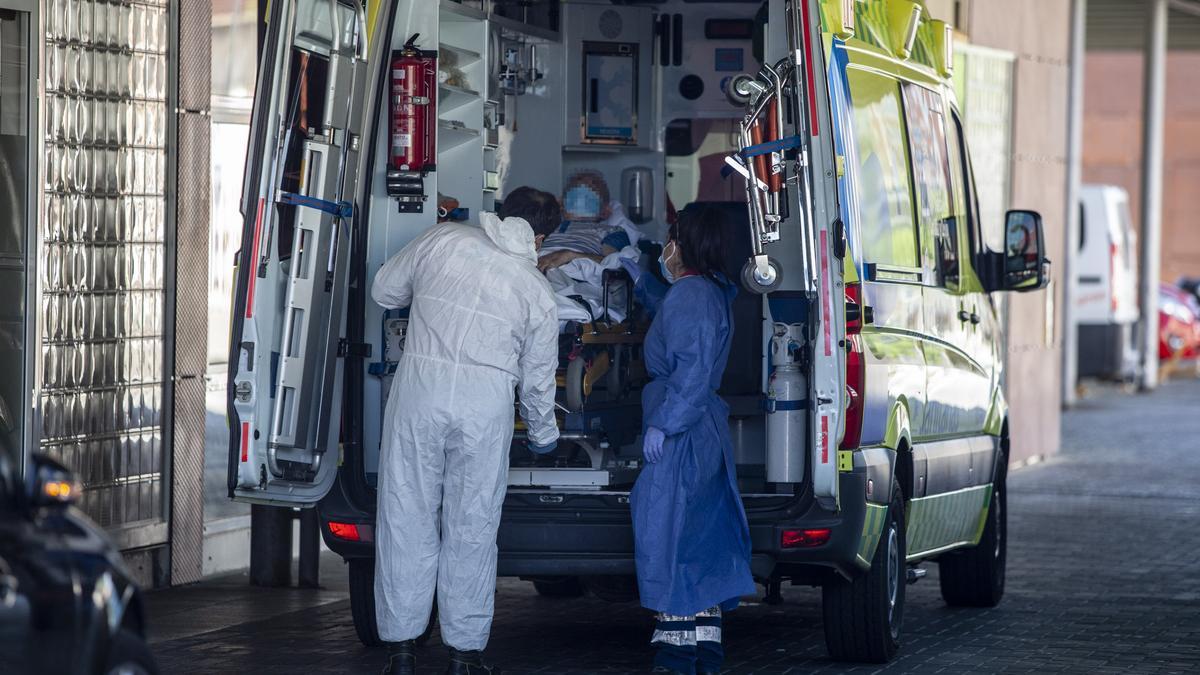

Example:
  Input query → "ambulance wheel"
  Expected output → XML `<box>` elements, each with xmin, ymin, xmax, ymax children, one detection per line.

<box><xmin>349</xmin><ymin>558</ymin><xmax>437</xmax><ymax>648</ymax></box>
<box><xmin>939</xmin><ymin>454</ymin><xmax>1007</xmax><ymax>607</ymax></box>
<box><xmin>532</xmin><ymin>577</ymin><xmax>586</xmax><ymax>598</ymax></box>
<box><xmin>565</xmin><ymin>357</ymin><xmax>586</xmax><ymax>412</ymax></box>
<box><xmin>822</xmin><ymin>482</ymin><xmax>905</xmax><ymax>663</ymax></box>
<box><xmin>349</xmin><ymin>558</ymin><xmax>382</xmax><ymax>647</ymax></box>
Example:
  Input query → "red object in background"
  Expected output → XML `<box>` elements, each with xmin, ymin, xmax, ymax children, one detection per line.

<box><xmin>1158</xmin><ymin>283</ymin><xmax>1200</xmax><ymax>361</ymax></box>
<box><xmin>390</xmin><ymin>35</ymin><xmax>437</xmax><ymax>174</ymax></box>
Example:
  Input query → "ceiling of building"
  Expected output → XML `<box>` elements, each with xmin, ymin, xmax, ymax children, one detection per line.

<box><xmin>1087</xmin><ymin>0</ymin><xmax>1200</xmax><ymax>50</ymax></box>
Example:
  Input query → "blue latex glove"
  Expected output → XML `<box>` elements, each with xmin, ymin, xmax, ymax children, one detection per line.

<box><xmin>642</xmin><ymin>427</ymin><xmax>666</xmax><ymax>464</ymax></box>
<box><xmin>619</xmin><ymin>257</ymin><xmax>643</xmax><ymax>283</ymax></box>
<box><xmin>529</xmin><ymin>439</ymin><xmax>558</xmax><ymax>455</ymax></box>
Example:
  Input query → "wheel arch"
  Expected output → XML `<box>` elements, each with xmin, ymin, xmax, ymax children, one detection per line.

<box><xmin>883</xmin><ymin>400</ymin><xmax>913</xmax><ymax>502</ymax></box>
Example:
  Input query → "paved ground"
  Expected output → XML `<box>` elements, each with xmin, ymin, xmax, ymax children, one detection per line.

<box><xmin>146</xmin><ymin>379</ymin><xmax>1200</xmax><ymax>674</ymax></box>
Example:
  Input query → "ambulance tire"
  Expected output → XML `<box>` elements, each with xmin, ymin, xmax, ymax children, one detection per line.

<box><xmin>939</xmin><ymin>457</ymin><xmax>1008</xmax><ymax>608</ymax></box>
<box><xmin>349</xmin><ymin>558</ymin><xmax>382</xmax><ymax>647</ymax></box>
<box><xmin>822</xmin><ymin>482</ymin><xmax>905</xmax><ymax>663</ymax></box>
<box><xmin>349</xmin><ymin>558</ymin><xmax>437</xmax><ymax>648</ymax></box>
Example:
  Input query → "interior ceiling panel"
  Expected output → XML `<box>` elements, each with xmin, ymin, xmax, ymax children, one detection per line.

<box><xmin>1087</xmin><ymin>0</ymin><xmax>1200</xmax><ymax>50</ymax></box>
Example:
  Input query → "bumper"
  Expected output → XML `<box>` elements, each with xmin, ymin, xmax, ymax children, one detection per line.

<box><xmin>319</xmin><ymin>461</ymin><xmax>885</xmax><ymax>583</ymax></box>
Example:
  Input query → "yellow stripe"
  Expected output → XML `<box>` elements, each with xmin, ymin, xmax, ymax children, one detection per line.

<box><xmin>366</xmin><ymin>0</ymin><xmax>380</xmax><ymax>45</ymax></box>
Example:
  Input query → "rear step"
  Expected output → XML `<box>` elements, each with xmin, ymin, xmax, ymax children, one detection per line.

<box><xmin>508</xmin><ymin>432</ymin><xmax>640</xmax><ymax>489</ymax></box>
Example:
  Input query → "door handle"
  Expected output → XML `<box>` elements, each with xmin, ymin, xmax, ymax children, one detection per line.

<box><xmin>969</xmin><ymin>312</ymin><xmax>980</xmax><ymax>325</ymax></box>
<box><xmin>957</xmin><ymin>309</ymin><xmax>970</xmax><ymax>322</ymax></box>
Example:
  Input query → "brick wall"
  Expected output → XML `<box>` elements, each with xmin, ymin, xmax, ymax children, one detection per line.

<box><xmin>1083</xmin><ymin>51</ymin><xmax>1200</xmax><ymax>285</ymax></box>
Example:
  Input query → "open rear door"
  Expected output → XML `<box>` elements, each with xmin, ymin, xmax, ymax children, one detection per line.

<box><xmin>790</xmin><ymin>0</ymin><xmax>845</xmax><ymax>510</ymax></box>
<box><xmin>729</xmin><ymin>0</ymin><xmax>845</xmax><ymax>509</ymax></box>
<box><xmin>227</xmin><ymin>0</ymin><xmax>368</xmax><ymax>506</ymax></box>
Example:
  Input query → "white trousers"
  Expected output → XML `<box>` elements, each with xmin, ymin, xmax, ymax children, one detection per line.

<box><xmin>374</xmin><ymin>358</ymin><xmax>515</xmax><ymax>651</ymax></box>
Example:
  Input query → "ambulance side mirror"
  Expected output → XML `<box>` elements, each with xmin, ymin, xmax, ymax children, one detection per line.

<box><xmin>1001</xmin><ymin>210</ymin><xmax>1050</xmax><ymax>292</ymax></box>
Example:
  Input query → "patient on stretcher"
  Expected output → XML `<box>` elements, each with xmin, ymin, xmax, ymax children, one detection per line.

<box><xmin>537</xmin><ymin>170</ymin><xmax>640</xmax><ymax>271</ymax></box>
<box><xmin>533</xmin><ymin>170</ymin><xmax>646</xmax><ymax>326</ymax></box>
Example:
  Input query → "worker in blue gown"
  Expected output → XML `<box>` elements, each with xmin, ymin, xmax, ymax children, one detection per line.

<box><xmin>622</xmin><ymin>206</ymin><xmax>756</xmax><ymax>675</ymax></box>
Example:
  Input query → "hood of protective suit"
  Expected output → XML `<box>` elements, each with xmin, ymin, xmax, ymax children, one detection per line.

<box><xmin>479</xmin><ymin>212</ymin><xmax>538</xmax><ymax>264</ymax></box>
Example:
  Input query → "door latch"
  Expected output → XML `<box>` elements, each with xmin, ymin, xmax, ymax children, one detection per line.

<box><xmin>338</xmin><ymin>340</ymin><xmax>373</xmax><ymax>358</ymax></box>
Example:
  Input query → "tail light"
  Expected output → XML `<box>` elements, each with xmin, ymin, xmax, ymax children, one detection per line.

<box><xmin>328</xmin><ymin>522</ymin><xmax>362</xmax><ymax>541</ymax></box>
<box><xmin>841</xmin><ymin>283</ymin><xmax>865</xmax><ymax>451</ymax></box>
<box><xmin>782</xmin><ymin>528</ymin><xmax>832</xmax><ymax>548</ymax></box>
<box><xmin>1109</xmin><ymin>242</ymin><xmax>1119</xmax><ymax>312</ymax></box>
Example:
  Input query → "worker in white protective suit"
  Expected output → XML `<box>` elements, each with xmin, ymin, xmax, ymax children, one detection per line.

<box><xmin>372</xmin><ymin>187</ymin><xmax>563</xmax><ymax>675</ymax></box>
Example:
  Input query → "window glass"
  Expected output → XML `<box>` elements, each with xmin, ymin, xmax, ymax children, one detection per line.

<box><xmin>950</xmin><ymin>111</ymin><xmax>984</xmax><ymax>257</ymax></box>
<box><xmin>664</xmin><ymin>118</ymin><xmax>743</xmax><ymax>207</ymax></box>
<box><xmin>903</xmin><ymin>84</ymin><xmax>956</xmax><ymax>287</ymax></box>
<box><xmin>846</xmin><ymin>68</ymin><xmax>918</xmax><ymax>268</ymax></box>
<box><xmin>0</xmin><ymin>10</ymin><xmax>29</xmax><ymax>475</ymax></box>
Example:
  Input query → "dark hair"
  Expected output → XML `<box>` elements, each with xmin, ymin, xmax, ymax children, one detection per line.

<box><xmin>498</xmin><ymin>186</ymin><xmax>563</xmax><ymax>238</ymax></box>
<box><xmin>669</xmin><ymin>205</ymin><xmax>730</xmax><ymax>283</ymax></box>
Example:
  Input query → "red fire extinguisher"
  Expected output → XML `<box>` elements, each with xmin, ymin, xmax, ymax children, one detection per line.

<box><xmin>387</xmin><ymin>34</ymin><xmax>438</xmax><ymax>211</ymax></box>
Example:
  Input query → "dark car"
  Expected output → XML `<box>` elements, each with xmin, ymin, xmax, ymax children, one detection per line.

<box><xmin>0</xmin><ymin>451</ymin><xmax>157</xmax><ymax>675</ymax></box>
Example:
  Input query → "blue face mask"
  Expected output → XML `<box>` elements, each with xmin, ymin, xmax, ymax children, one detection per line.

<box><xmin>658</xmin><ymin>241</ymin><xmax>678</xmax><ymax>284</ymax></box>
<box><xmin>564</xmin><ymin>186</ymin><xmax>602</xmax><ymax>219</ymax></box>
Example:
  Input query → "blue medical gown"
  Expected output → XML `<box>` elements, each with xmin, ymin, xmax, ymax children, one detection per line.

<box><xmin>631</xmin><ymin>276</ymin><xmax>756</xmax><ymax>616</ymax></box>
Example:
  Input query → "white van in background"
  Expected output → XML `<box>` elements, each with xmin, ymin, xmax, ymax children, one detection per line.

<box><xmin>1075</xmin><ymin>184</ymin><xmax>1140</xmax><ymax>380</ymax></box>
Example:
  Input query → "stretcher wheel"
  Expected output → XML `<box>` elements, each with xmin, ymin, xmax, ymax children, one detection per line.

<box><xmin>565</xmin><ymin>357</ymin><xmax>586</xmax><ymax>412</ymax></box>
<box><xmin>604</xmin><ymin>346</ymin><xmax>626</xmax><ymax>401</ymax></box>
<box><xmin>741</xmin><ymin>257</ymin><xmax>783</xmax><ymax>294</ymax></box>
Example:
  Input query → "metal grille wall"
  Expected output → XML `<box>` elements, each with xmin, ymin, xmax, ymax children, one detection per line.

<box><xmin>42</xmin><ymin>0</ymin><xmax>171</xmax><ymax>543</ymax></box>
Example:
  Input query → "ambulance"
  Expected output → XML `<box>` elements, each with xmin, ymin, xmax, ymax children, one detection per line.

<box><xmin>226</xmin><ymin>0</ymin><xmax>1049</xmax><ymax>662</ymax></box>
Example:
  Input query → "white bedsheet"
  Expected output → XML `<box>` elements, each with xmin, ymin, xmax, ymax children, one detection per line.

<box><xmin>549</xmin><ymin>246</ymin><xmax>640</xmax><ymax>327</ymax></box>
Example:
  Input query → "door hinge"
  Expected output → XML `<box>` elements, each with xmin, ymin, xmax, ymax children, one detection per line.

<box><xmin>338</xmin><ymin>340</ymin><xmax>373</xmax><ymax>358</ymax></box>
<box><xmin>837</xmin><ymin>450</ymin><xmax>854</xmax><ymax>472</ymax></box>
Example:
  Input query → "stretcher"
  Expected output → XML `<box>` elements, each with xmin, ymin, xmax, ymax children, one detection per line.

<box><xmin>509</xmin><ymin>268</ymin><xmax>650</xmax><ymax>489</ymax></box>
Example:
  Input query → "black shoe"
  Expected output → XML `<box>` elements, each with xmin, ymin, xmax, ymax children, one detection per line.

<box><xmin>446</xmin><ymin>648</ymin><xmax>500</xmax><ymax>675</ymax></box>
<box><xmin>382</xmin><ymin>641</ymin><xmax>416</xmax><ymax>675</ymax></box>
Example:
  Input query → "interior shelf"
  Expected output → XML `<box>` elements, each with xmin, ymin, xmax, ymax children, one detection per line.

<box><xmin>438</xmin><ymin>84</ymin><xmax>481</xmax><ymax>116</ymax></box>
<box><xmin>438</xmin><ymin>121</ymin><xmax>481</xmax><ymax>152</ymax></box>
<box><xmin>440</xmin><ymin>0</ymin><xmax>487</xmax><ymax>22</ymax></box>
<box><xmin>439</xmin><ymin>42</ymin><xmax>481</xmax><ymax>68</ymax></box>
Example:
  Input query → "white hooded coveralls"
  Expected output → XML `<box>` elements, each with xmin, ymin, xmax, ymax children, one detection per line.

<box><xmin>370</xmin><ymin>214</ymin><xmax>559</xmax><ymax>651</ymax></box>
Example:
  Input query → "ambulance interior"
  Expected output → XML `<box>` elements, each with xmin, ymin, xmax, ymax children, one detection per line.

<box><xmin>244</xmin><ymin>0</ymin><xmax>826</xmax><ymax>503</ymax></box>
<box><xmin>357</xmin><ymin>0</ymin><xmax>818</xmax><ymax>499</ymax></box>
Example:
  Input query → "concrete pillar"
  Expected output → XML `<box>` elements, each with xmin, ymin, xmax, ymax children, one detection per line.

<box><xmin>1138</xmin><ymin>0</ymin><xmax>1167</xmax><ymax>391</ymax></box>
<box><xmin>1062</xmin><ymin>0</ymin><xmax>1086</xmax><ymax>407</ymax></box>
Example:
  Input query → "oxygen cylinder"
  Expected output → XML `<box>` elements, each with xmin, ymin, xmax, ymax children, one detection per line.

<box><xmin>766</xmin><ymin>323</ymin><xmax>807</xmax><ymax>483</ymax></box>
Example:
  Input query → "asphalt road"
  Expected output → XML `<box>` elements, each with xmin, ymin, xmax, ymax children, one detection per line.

<box><xmin>147</xmin><ymin>378</ymin><xmax>1200</xmax><ymax>674</ymax></box>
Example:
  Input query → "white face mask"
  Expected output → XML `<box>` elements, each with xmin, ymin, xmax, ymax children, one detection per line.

<box><xmin>658</xmin><ymin>241</ymin><xmax>678</xmax><ymax>284</ymax></box>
